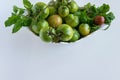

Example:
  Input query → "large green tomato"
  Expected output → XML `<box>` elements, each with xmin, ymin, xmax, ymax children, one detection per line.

<box><xmin>68</xmin><ymin>1</ymin><xmax>79</xmax><ymax>13</ymax></box>
<box><xmin>70</xmin><ymin>29</ymin><xmax>80</xmax><ymax>42</ymax></box>
<box><xmin>40</xmin><ymin>27</ymin><xmax>52</xmax><ymax>42</ymax></box>
<box><xmin>65</xmin><ymin>14</ymin><xmax>79</xmax><ymax>28</ymax></box>
<box><xmin>79</xmin><ymin>24</ymin><xmax>90</xmax><ymax>36</ymax></box>
<box><xmin>32</xmin><ymin>20</ymin><xmax>49</xmax><ymax>34</ymax></box>
<box><xmin>33</xmin><ymin>2</ymin><xmax>49</xmax><ymax>19</ymax></box>
<box><xmin>58</xmin><ymin>6</ymin><xmax>69</xmax><ymax>17</ymax></box>
<box><xmin>48</xmin><ymin>15</ymin><xmax>62</xmax><ymax>28</ymax></box>
<box><xmin>57</xmin><ymin>24</ymin><xmax>73</xmax><ymax>41</ymax></box>
<box><xmin>48</xmin><ymin>6</ymin><xmax>57</xmax><ymax>15</ymax></box>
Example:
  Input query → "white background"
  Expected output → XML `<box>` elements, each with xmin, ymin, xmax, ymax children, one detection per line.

<box><xmin>0</xmin><ymin>0</ymin><xmax>120</xmax><ymax>80</ymax></box>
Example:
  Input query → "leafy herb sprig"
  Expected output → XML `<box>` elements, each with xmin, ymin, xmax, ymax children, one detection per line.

<box><xmin>74</xmin><ymin>3</ymin><xmax>115</xmax><ymax>31</ymax></box>
<box><xmin>5</xmin><ymin>0</ymin><xmax>33</xmax><ymax>33</ymax></box>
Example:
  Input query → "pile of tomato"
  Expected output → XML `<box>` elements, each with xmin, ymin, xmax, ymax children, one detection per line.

<box><xmin>28</xmin><ymin>0</ymin><xmax>110</xmax><ymax>43</ymax></box>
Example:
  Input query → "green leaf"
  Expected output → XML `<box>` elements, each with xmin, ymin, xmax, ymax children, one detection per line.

<box><xmin>79</xmin><ymin>11</ymin><xmax>90</xmax><ymax>23</ymax></box>
<box><xmin>74</xmin><ymin>11</ymin><xmax>81</xmax><ymax>17</ymax></box>
<box><xmin>98</xmin><ymin>4</ymin><xmax>110</xmax><ymax>13</ymax></box>
<box><xmin>104</xmin><ymin>12</ymin><xmax>115</xmax><ymax>24</ymax></box>
<box><xmin>23</xmin><ymin>0</ymin><xmax>33</xmax><ymax>10</ymax></box>
<box><xmin>5</xmin><ymin>15</ymin><xmax>19</xmax><ymax>27</ymax></box>
<box><xmin>91</xmin><ymin>26</ymin><xmax>100</xmax><ymax>33</ymax></box>
<box><xmin>84</xmin><ymin>3</ymin><xmax>92</xmax><ymax>10</ymax></box>
<box><xmin>13</xmin><ymin>6</ymin><xmax>25</xmax><ymax>15</ymax></box>
<box><xmin>13</xmin><ymin>6</ymin><xmax>18</xmax><ymax>13</ymax></box>
<box><xmin>107</xmin><ymin>12</ymin><xmax>115</xmax><ymax>20</ymax></box>
<box><xmin>12</xmin><ymin>19</ymin><xmax>23</xmax><ymax>33</ymax></box>
<box><xmin>21</xmin><ymin>16</ymin><xmax>32</xmax><ymax>26</ymax></box>
<box><xmin>87</xmin><ymin>5</ymin><xmax>98</xmax><ymax>18</ymax></box>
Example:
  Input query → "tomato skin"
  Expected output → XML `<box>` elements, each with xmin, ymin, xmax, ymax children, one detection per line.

<box><xmin>70</xmin><ymin>29</ymin><xmax>80</xmax><ymax>42</ymax></box>
<box><xmin>39</xmin><ymin>8</ymin><xmax>49</xmax><ymax>19</ymax></box>
<box><xmin>48</xmin><ymin>6</ymin><xmax>57</xmax><ymax>15</ymax></box>
<box><xmin>32</xmin><ymin>2</ymin><xmax>49</xmax><ymax>19</ymax></box>
<box><xmin>68</xmin><ymin>1</ymin><xmax>79</xmax><ymax>13</ymax></box>
<box><xmin>32</xmin><ymin>20</ymin><xmax>49</xmax><ymax>34</ymax></box>
<box><xmin>58</xmin><ymin>6</ymin><xmax>69</xmax><ymax>17</ymax></box>
<box><xmin>32</xmin><ymin>25</ymin><xmax>39</xmax><ymax>34</ymax></box>
<box><xmin>34</xmin><ymin>2</ymin><xmax>46</xmax><ymax>10</ymax></box>
<box><xmin>39</xmin><ymin>27</ymin><xmax>52</xmax><ymax>42</ymax></box>
<box><xmin>79</xmin><ymin>24</ymin><xmax>90</xmax><ymax>36</ymax></box>
<box><xmin>65</xmin><ymin>14</ymin><xmax>79</xmax><ymax>28</ymax></box>
<box><xmin>57</xmin><ymin>24</ymin><xmax>73</xmax><ymax>41</ymax></box>
<box><xmin>47</xmin><ymin>15</ymin><xmax>62</xmax><ymax>28</ymax></box>
<box><xmin>94</xmin><ymin>16</ymin><xmax>105</xmax><ymax>25</ymax></box>
<box><xmin>37</xmin><ymin>20</ymin><xmax>49</xmax><ymax>31</ymax></box>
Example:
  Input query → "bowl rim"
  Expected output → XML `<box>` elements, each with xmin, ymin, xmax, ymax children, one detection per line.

<box><xmin>29</xmin><ymin>24</ymin><xmax>108</xmax><ymax>44</ymax></box>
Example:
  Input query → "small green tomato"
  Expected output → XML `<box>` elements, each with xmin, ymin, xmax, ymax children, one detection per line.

<box><xmin>58</xmin><ymin>6</ymin><xmax>69</xmax><ymax>17</ymax></box>
<box><xmin>79</xmin><ymin>24</ymin><xmax>90</xmax><ymax>36</ymax></box>
<box><xmin>70</xmin><ymin>29</ymin><xmax>80</xmax><ymax>42</ymax></box>
<box><xmin>68</xmin><ymin>1</ymin><xmax>79</xmax><ymax>13</ymax></box>
<box><xmin>40</xmin><ymin>27</ymin><xmax>52</xmax><ymax>42</ymax></box>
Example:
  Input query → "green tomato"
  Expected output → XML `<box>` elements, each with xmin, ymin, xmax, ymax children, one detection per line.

<box><xmin>33</xmin><ymin>2</ymin><xmax>49</xmax><ymax>19</ymax></box>
<box><xmin>79</xmin><ymin>24</ymin><xmax>90</xmax><ymax>36</ymax></box>
<box><xmin>37</xmin><ymin>20</ymin><xmax>49</xmax><ymax>31</ymax></box>
<box><xmin>48</xmin><ymin>6</ymin><xmax>57</xmax><ymax>15</ymax></box>
<box><xmin>58</xmin><ymin>6</ymin><xmax>69</xmax><ymax>17</ymax></box>
<box><xmin>65</xmin><ymin>14</ymin><xmax>79</xmax><ymax>28</ymax></box>
<box><xmin>32</xmin><ymin>20</ymin><xmax>49</xmax><ymax>34</ymax></box>
<box><xmin>68</xmin><ymin>1</ymin><xmax>79</xmax><ymax>13</ymax></box>
<box><xmin>70</xmin><ymin>29</ymin><xmax>80</xmax><ymax>42</ymax></box>
<box><xmin>57</xmin><ymin>24</ymin><xmax>73</xmax><ymax>41</ymax></box>
<box><xmin>40</xmin><ymin>27</ymin><xmax>52</xmax><ymax>42</ymax></box>
<box><xmin>48</xmin><ymin>0</ymin><xmax>56</xmax><ymax>6</ymax></box>
<box><xmin>48</xmin><ymin>15</ymin><xmax>62</xmax><ymax>28</ymax></box>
